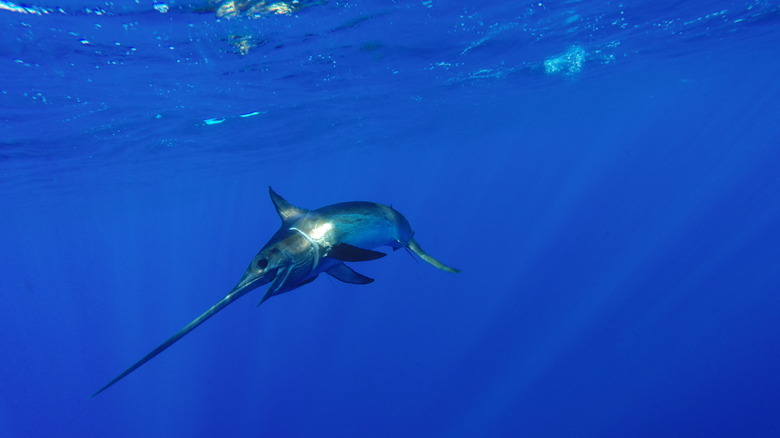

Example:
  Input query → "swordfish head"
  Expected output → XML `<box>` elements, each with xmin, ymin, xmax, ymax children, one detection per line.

<box><xmin>233</xmin><ymin>225</ymin><xmax>325</xmax><ymax>306</ymax></box>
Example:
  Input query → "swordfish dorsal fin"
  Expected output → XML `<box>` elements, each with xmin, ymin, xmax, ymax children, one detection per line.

<box><xmin>269</xmin><ymin>187</ymin><xmax>307</xmax><ymax>222</ymax></box>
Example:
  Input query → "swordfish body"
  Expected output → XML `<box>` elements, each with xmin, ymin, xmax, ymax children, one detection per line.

<box><xmin>92</xmin><ymin>187</ymin><xmax>458</xmax><ymax>396</ymax></box>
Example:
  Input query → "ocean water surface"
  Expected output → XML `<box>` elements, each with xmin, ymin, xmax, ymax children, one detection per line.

<box><xmin>2</xmin><ymin>0</ymin><xmax>780</xmax><ymax>436</ymax></box>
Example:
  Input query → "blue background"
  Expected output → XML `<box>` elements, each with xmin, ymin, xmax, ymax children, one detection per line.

<box><xmin>2</xmin><ymin>1</ymin><xmax>780</xmax><ymax>436</ymax></box>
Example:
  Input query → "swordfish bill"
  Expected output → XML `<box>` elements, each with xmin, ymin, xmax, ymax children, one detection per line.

<box><xmin>91</xmin><ymin>282</ymin><xmax>257</xmax><ymax>397</ymax></box>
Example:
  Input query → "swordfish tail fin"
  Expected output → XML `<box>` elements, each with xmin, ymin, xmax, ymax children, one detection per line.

<box><xmin>91</xmin><ymin>286</ymin><xmax>254</xmax><ymax>397</ymax></box>
<box><xmin>407</xmin><ymin>238</ymin><xmax>460</xmax><ymax>273</ymax></box>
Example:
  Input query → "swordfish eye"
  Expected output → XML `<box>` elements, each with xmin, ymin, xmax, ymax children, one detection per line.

<box><xmin>256</xmin><ymin>258</ymin><xmax>269</xmax><ymax>270</ymax></box>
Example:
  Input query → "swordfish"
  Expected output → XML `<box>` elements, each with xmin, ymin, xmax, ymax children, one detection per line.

<box><xmin>92</xmin><ymin>187</ymin><xmax>459</xmax><ymax>396</ymax></box>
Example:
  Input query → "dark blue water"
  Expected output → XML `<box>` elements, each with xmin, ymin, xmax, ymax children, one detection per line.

<box><xmin>2</xmin><ymin>1</ymin><xmax>780</xmax><ymax>436</ymax></box>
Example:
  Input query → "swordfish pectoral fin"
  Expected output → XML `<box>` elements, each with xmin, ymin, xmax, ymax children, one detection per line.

<box><xmin>328</xmin><ymin>243</ymin><xmax>386</xmax><ymax>262</ymax></box>
<box><xmin>327</xmin><ymin>263</ymin><xmax>374</xmax><ymax>284</ymax></box>
<box><xmin>407</xmin><ymin>238</ymin><xmax>460</xmax><ymax>273</ymax></box>
<box><xmin>91</xmin><ymin>285</ymin><xmax>256</xmax><ymax>397</ymax></box>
